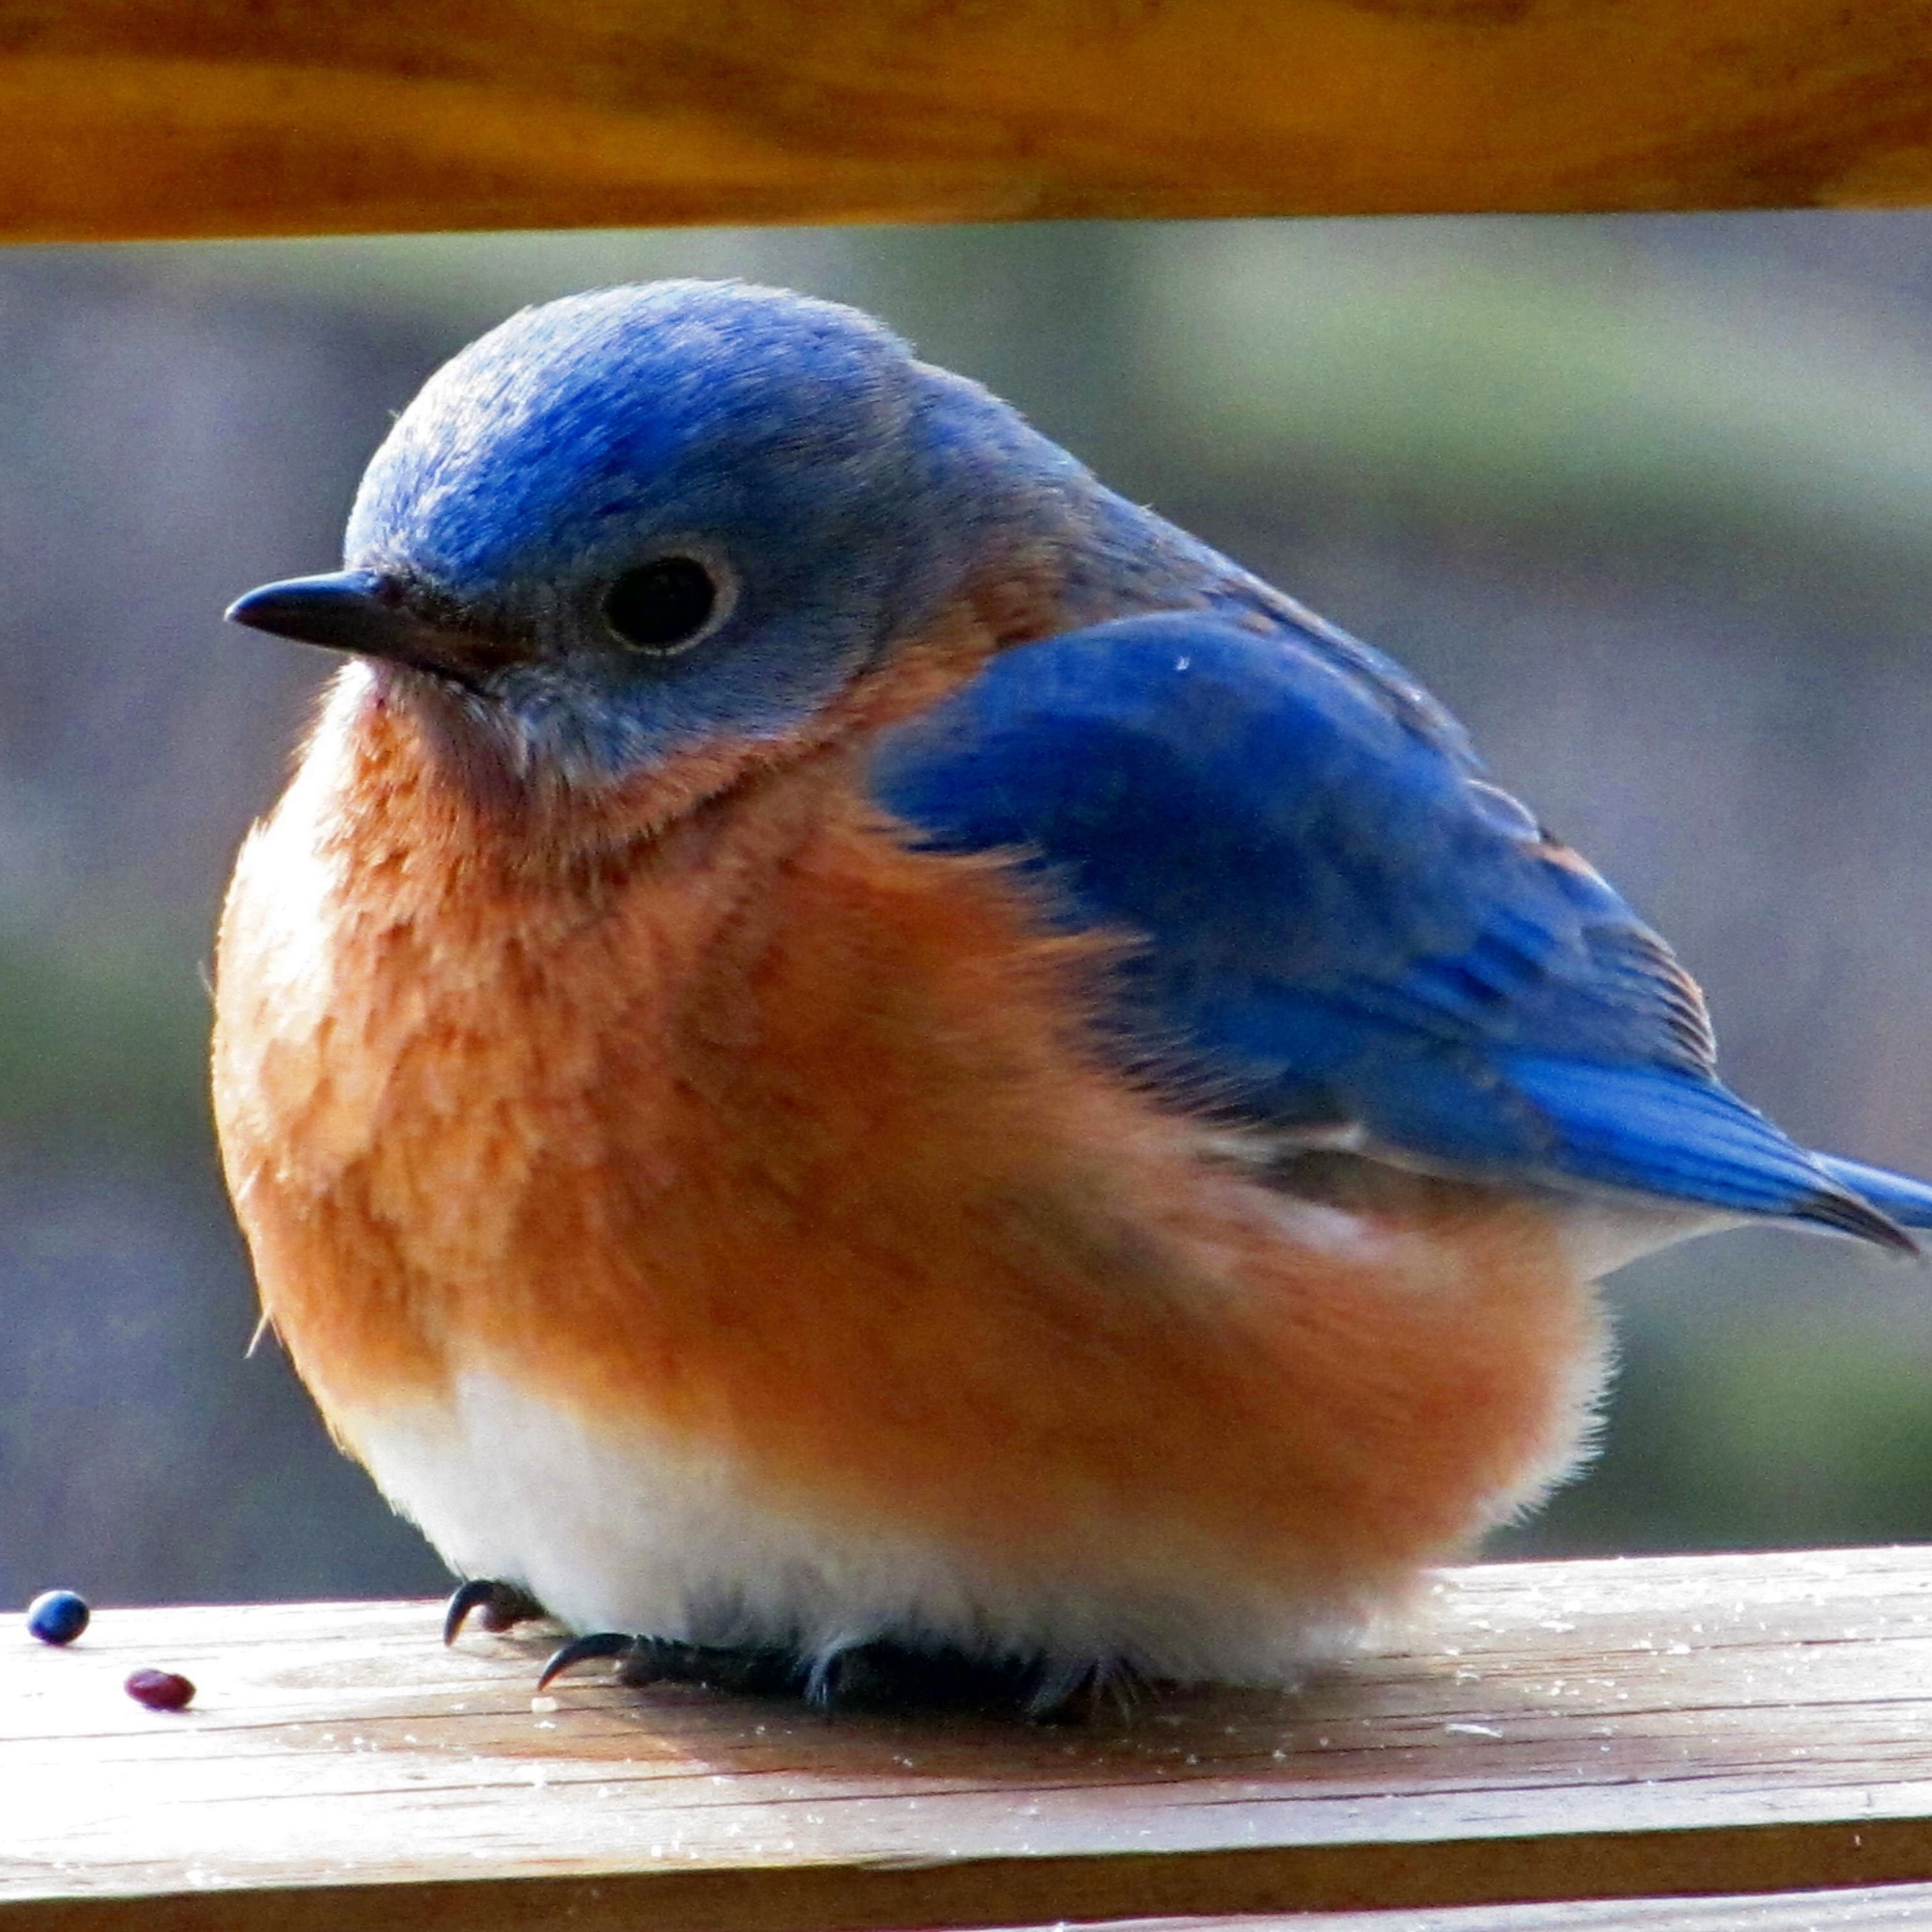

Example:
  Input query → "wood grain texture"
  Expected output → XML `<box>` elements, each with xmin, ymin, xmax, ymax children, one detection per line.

<box><xmin>1001</xmin><ymin>1895</ymin><xmax>1932</xmax><ymax>1928</ymax></box>
<box><xmin>10</xmin><ymin>1548</ymin><xmax>1932</xmax><ymax>1928</ymax></box>
<box><xmin>6</xmin><ymin>0</ymin><xmax>1932</xmax><ymax>240</ymax></box>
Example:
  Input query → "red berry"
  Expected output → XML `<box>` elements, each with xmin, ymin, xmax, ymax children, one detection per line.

<box><xmin>124</xmin><ymin>1668</ymin><xmax>194</xmax><ymax>1711</ymax></box>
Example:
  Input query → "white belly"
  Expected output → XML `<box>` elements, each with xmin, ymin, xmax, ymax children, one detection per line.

<box><xmin>341</xmin><ymin>1368</ymin><xmax>1387</xmax><ymax>1685</ymax></box>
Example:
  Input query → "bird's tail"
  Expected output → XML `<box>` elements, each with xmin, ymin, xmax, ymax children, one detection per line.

<box><xmin>1814</xmin><ymin>1153</ymin><xmax>1932</xmax><ymax>1233</ymax></box>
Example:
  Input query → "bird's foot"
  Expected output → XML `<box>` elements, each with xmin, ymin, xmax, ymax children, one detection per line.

<box><xmin>536</xmin><ymin>1631</ymin><xmax>799</xmax><ymax>1696</ymax></box>
<box><xmin>537</xmin><ymin>1631</ymin><xmax>1135</xmax><ymax>1722</ymax></box>
<box><xmin>443</xmin><ymin>1578</ymin><xmax>547</xmax><ymax>1645</ymax></box>
<box><xmin>811</xmin><ymin>1642</ymin><xmax>1135</xmax><ymax>1723</ymax></box>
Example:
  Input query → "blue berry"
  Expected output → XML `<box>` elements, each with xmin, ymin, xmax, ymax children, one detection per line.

<box><xmin>26</xmin><ymin>1589</ymin><xmax>90</xmax><ymax>1645</ymax></box>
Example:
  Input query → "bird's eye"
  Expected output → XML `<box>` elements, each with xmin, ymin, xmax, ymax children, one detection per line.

<box><xmin>601</xmin><ymin>556</ymin><xmax>719</xmax><ymax>654</ymax></box>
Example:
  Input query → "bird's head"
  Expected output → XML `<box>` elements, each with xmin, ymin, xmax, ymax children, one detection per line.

<box><xmin>229</xmin><ymin>281</ymin><xmax>1105</xmax><ymax>808</ymax></box>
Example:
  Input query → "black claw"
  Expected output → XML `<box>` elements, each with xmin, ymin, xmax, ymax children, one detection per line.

<box><xmin>536</xmin><ymin>1630</ymin><xmax>636</xmax><ymax>1691</ymax></box>
<box><xmin>1028</xmin><ymin>1684</ymin><xmax>1101</xmax><ymax>1725</ymax></box>
<box><xmin>443</xmin><ymin>1578</ymin><xmax>545</xmax><ymax>1646</ymax></box>
<box><xmin>1027</xmin><ymin>1662</ymin><xmax>1141</xmax><ymax>1725</ymax></box>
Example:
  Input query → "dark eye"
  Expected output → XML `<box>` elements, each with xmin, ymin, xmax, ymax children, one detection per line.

<box><xmin>602</xmin><ymin>556</ymin><xmax>719</xmax><ymax>653</ymax></box>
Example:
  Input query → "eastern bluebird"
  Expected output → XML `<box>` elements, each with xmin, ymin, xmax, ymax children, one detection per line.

<box><xmin>216</xmin><ymin>281</ymin><xmax>1932</xmax><ymax>1718</ymax></box>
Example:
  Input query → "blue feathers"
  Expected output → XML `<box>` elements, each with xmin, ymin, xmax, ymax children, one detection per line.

<box><xmin>311</xmin><ymin>278</ymin><xmax>1927</xmax><ymax>1258</ymax></box>
<box><xmin>339</xmin><ymin>282</ymin><xmax>1102</xmax><ymax>783</ymax></box>
<box><xmin>1811</xmin><ymin>1156</ymin><xmax>1932</xmax><ymax>1232</ymax></box>
<box><xmin>874</xmin><ymin>613</ymin><xmax>1918</xmax><ymax>1251</ymax></box>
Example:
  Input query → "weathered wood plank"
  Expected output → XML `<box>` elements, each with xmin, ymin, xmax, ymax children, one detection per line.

<box><xmin>5</xmin><ymin>0</ymin><xmax>1932</xmax><ymax>242</ymax></box>
<box><xmin>1006</xmin><ymin>1896</ymin><xmax>1932</xmax><ymax>1929</ymax></box>
<box><xmin>8</xmin><ymin>1548</ymin><xmax>1932</xmax><ymax>1928</ymax></box>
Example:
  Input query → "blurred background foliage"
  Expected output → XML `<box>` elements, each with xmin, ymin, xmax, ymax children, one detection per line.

<box><xmin>2</xmin><ymin>213</ymin><xmax>1931</xmax><ymax>1607</ymax></box>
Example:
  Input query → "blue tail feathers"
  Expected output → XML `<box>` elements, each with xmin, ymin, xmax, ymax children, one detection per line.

<box><xmin>1812</xmin><ymin>1154</ymin><xmax>1932</xmax><ymax>1235</ymax></box>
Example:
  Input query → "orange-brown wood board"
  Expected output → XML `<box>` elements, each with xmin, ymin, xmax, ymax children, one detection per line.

<box><xmin>9</xmin><ymin>1548</ymin><xmax>1932</xmax><ymax>1929</ymax></box>
<box><xmin>5</xmin><ymin>0</ymin><xmax>1932</xmax><ymax>242</ymax></box>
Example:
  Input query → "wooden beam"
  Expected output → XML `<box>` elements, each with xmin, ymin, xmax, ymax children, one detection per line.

<box><xmin>1006</xmin><ymin>1889</ymin><xmax>1932</xmax><ymax>1927</ymax></box>
<box><xmin>5</xmin><ymin>1</ymin><xmax>1932</xmax><ymax>242</ymax></box>
<box><xmin>10</xmin><ymin>1548</ymin><xmax>1932</xmax><ymax>1927</ymax></box>
<box><xmin>1032</xmin><ymin>1893</ymin><xmax>1932</xmax><ymax>1929</ymax></box>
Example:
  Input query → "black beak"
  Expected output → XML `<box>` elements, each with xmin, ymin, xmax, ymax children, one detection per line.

<box><xmin>225</xmin><ymin>571</ymin><xmax>515</xmax><ymax>685</ymax></box>
<box><xmin>227</xmin><ymin>571</ymin><xmax>421</xmax><ymax>652</ymax></box>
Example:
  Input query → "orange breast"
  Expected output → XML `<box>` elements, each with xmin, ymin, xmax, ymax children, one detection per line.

<box><xmin>213</xmin><ymin>670</ymin><xmax>1602</xmax><ymax>1609</ymax></box>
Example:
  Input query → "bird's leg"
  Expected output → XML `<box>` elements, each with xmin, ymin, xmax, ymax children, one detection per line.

<box><xmin>536</xmin><ymin>1629</ymin><xmax>1138</xmax><ymax>1722</ymax></box>
<box><xmin>443</xmin><ymin>1578</ymin><xmax>547</xmax><ymax>1645</ymax></box>
<box><xmin>620</xmin><ymin>1638</ymin><xmax>800</xmax><ymax>1696</ymax></box>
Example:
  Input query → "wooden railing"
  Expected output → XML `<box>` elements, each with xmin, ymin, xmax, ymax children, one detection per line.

<box><xmin>8</xmin><ymin>1547</ymin><xmax>1932</xmax><ymax>1927</ymax></box>
<box><xmin>4</xmin><ymin>1</ymin><xmax>1932</xmax><ymax>240</ymax></box>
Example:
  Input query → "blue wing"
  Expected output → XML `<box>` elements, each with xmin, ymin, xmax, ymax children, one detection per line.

<box><xmin>871</xmin><ymin>612</ymin><xmax>1917</xmax><ymax>1249</ymax></box>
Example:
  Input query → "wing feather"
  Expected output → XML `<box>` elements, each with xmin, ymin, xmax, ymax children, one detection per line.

<box><xmin>871</xmin><ymin>612</ymin><xmax>1897</xmax><ymax>1244</ymax></box>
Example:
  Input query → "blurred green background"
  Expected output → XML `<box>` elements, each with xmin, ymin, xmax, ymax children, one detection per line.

<box><xmin>3</xmin><ymin>213</ymin><xmax>1931</xmax><ymax>1606</ymax></box>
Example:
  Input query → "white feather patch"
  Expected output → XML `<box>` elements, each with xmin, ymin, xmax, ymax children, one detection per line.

<box><xmin>341</xmin><ymin>1369</ymin><xmax>1396</xmax><ymax>1685</ymax></box>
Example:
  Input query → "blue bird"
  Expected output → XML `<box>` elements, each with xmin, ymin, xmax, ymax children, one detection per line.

<box><xmin>213</xmin><ymin>280</ymin><xmax>1932</xmax><ymax>1714</ymax></box>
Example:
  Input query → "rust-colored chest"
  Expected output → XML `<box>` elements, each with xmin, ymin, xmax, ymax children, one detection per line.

<box><xmin>213</xmin><ymin>671</ymin><xmax>1596</xmax><ymax>1593</ymax></box>
<box><xmin>212</xmin><ymin>674</ymin><xmax>1126</xmax><ymax>1431</ymax></box>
